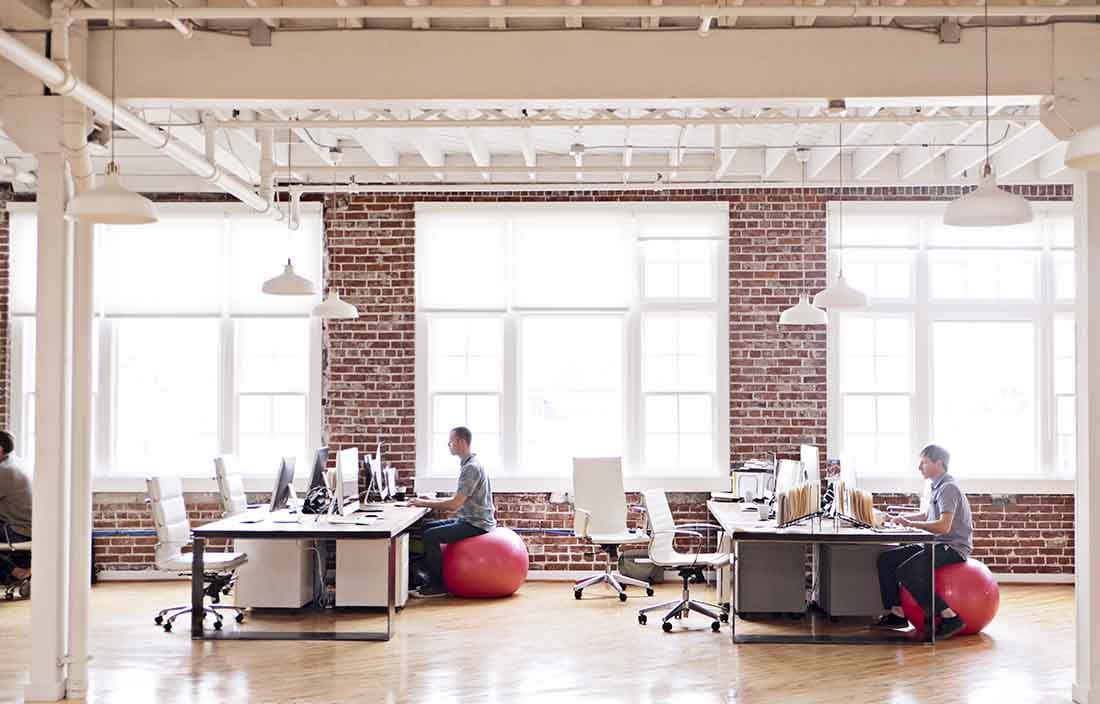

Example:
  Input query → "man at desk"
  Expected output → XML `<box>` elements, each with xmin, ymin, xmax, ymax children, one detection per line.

<box><xmin>409</xmin><ymin>427</ymin><xmax>496</xmax><ymax>598</ymax></box>
<box><xmin>872</xmin><ymin>444</ymin><xmax>973</xmax><ymax>640</ymax></box>
<box><xmin>0</xmin><ymin>431</ymin><xmax>32</xmax><ymax>582</ymax></box>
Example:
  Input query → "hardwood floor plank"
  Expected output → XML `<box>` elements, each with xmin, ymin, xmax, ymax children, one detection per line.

<box><xmin>0</xmin><ymin>582</ymin><xmax>1074</xmax><ymax>703</ymax></box>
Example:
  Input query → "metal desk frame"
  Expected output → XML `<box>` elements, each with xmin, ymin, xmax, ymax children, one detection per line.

<box><xmin>190</xmin><ymin>506</ymin><xmax>427</xmax><ymax>642</ymax></box>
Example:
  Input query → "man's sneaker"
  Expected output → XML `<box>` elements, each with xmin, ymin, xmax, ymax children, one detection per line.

<box><xmin>410</xmin><ymin>584</ymin><xmax>448</xmax><ymax>599</ymax></box>
<box><xmin>869</xmin><ymin>612</ymin><xmax>910</xmax><ymax>630</ymax></box>
<box><xmin>935</xmin><ymin>615</ymin><xmax>967</xmax><ymax>640</ymax></box>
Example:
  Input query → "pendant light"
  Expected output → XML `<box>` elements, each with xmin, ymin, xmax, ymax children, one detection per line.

<box><xmin>943</xmin><ymin>3</ymin><xmax>1033</xmax><ymax>227</ymax></box>
<box><xmin>780</xmin><ymin>158</ymin><xmax>827</xmax><ymax>326</ymax></box>
<box><xmin>65</xmin><ymin>0</ymin><xmax>157</xmax><ymax>225</ymax></box>
<box><xmin>262</xmin><ymin>150</ymin><xmax>316</xmax><ymax>296</ymax></box>
<box><xmin>1065</xmin><ymin>125</ymin><xmax>1100</xmax><ymax>171</ymax></box>
<box><xmin>813</xmin><ymin>124</ymin><xmax>868</xmax><ymax>310</ymax></box>
<box><xmin>312</xmin><ymin>289</ymin><xmax>359</xmax><ymax>319</ymax></box>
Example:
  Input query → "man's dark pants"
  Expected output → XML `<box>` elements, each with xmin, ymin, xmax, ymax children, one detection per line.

<box><xmin>422</xmin><ymin>518</ymin><xmax>487</xmax><ymax>589</ymax></box>
<box><xmin>877</xmin><ymin>543</ymin><xmax>966</xmax><ymax>622</ymax></box>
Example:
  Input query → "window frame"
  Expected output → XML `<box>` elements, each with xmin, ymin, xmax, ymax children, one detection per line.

<box><xmin>6</xmin><ymin>203</ymin><xmax>324</xmax><ymax>491</ymax></box>
<box><xmin>414</xmin><ymin>203</ymin><xmax>730</xmax><ymax>492</ymax></box>
<box><xmin>826</xmin><ymin>201</ymin><xmax>1077</xmax><ymax>494</ymax></box>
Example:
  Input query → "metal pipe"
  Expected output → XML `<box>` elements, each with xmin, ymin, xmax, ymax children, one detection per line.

<box><xmin>275</xmin><ymin>163</ymin><xmax>720</xmax><ymax>176</ymax></box>
<box><xmin>216</xmin><ymin>111</ymin><xmax>1041</xmax><ymax>131</ymax></box>
<box><xmin>0</xmin><ymin>28</ymin><xmax>278</xmax><ymax>218</ymax></box>
<box><xmin>66</xmin><ymin>4</ymin><xmax>1100</xmax><ymax>20</ymax></box>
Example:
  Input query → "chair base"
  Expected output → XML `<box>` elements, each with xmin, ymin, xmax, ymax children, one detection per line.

<box><xmin>154</xmin><ymin>603</ymin><xmax>246</xmax><ymax>633</ymax></box>
<box><xmin>574</xmin><ymin>567</ymin><xmax>653</xmax><ymax>602</ymax></box>
<box><xmin>3</xmin><ymin>578</ymin><xmax>30</xmax><ymax>601</ymax></box>
<box><xmin>638</xmin><ymin>571</ymin><xmax>729</xmax><ymax>632</ymax></box>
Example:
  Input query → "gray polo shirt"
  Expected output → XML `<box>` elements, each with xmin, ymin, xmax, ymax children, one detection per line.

<box><xmin>454</xmin><ymin>454</ymin><xmax>496</xmax><ymax>532</ymax></box>
<box><xmin>928</xmin><ymin>472</ymin><xmax>972</xmax><ymax>559</ymax></box>
<box><xmin>0</xmin><ymin>455</ymin><xmax>33</xmax><ymax>539</ymax></box>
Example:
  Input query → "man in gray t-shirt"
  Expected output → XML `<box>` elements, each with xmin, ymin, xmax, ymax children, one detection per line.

<box><xmin>0</xmin><ymin>431</ymin><xmax>32</xmax><ymax>582</ymax></box>
<box><xmin>410</xmin><ymin>426</ymin><xmax>496</xmax><ymax>597</ymax></box>
<box><xmin>871</xmin><ymin>444</ymin><xmax>974</xmax><ymax>640</ymax></box>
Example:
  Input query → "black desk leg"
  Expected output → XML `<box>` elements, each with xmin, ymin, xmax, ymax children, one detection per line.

<box><xmin>386</xmin><ymin>537</ymin><xmax>396</xmax><ymax>640</ymax></box>
<box><xmin>927</xmin><ymin>543</ymin><xmax>935</xmax><ymax>645</ymax></box>
<box><xmin>191</xmin><ymin>537</ymin><xmax>205</xmax><ymax>638</ymax></box>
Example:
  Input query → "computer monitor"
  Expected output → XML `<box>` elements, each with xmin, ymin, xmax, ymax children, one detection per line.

<box><xmin>269</xmin><ymin>456</ymin><xmax>297</xmax><ymax>511</ymax></box>
<box><xmin>308</xmin><ymin>446</ymin><xmax>329</xmax><ymax>494</ymax></box>
<box><xmin>331</xmin><ymin>447</ymin><xmax>360</xmax><ymax>514</ymax></box>
<box><xmin>800</xmin><ymin>444</ymin><xmax>820</xmax><ymax>480</ymax></box>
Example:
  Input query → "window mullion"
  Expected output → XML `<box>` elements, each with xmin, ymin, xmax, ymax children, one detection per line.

<box><xmin>913</xmin><ymin>219</ymin><xmax>931</xmax><ymax>463</ymax></box>
<box><xmin>221</xmin><ymin>317</ymin><xmax>236</xmax><ymax>457</ymax></box>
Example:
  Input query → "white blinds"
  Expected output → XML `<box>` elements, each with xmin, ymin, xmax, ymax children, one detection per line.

<box><xmin>6</xmin><ymin>202</ymin><xmax>322</xmax><ymax>316</ymax></box>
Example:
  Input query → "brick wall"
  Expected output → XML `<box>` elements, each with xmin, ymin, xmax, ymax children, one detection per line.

<box><xmin>3</xmin><ymin>185</ymin><xmax>1077</xmax><ymax>576</ymax></box>
<box><xmin>0</xmin><ymin>184</ymin><xmax>11</xmax><ymax>429</ymax></box>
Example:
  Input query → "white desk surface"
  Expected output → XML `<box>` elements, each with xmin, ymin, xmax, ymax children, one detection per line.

<box><xmin>707</xmin><ymin>500</ymin><xmax>935</xmax><ymax>544</ymax></box>
<box><xmin>193</xmin><ymin>505</ymin><xmax>430</xmax><ymax>540</ymax></box>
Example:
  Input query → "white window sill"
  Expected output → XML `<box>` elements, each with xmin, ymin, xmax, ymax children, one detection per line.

<box><xmin>414</xmin><ymin>476</ymin><xmax>730</xmax><ymax>494</ymax></box>
<box><xmin>859</xmin><ymin>476</ymin><xmax>1074</xmax><ymax>496</ymax></box>
<box><xmin>91</xmin><ymin>476</ymin><xmax>313</xmax><ymax>494</ymax></box>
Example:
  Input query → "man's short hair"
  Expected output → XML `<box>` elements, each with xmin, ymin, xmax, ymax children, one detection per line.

<box><xmin>920</xmin><ymin>444</ymin><xmax>950</xmax><ymax>470</ymax></box>
<box><xmin>451</xmin><ymin>426</ymin><xmax>472</xmax><ymax>445</ymax></box>
<box><xmin>0</xmin><ymin>431</ymin><xmax>13</xmax><ymax>457</ymax></box>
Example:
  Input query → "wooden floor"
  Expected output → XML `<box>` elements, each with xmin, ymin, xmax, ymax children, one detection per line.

<box><xmin>0</xmin><ymin>580</ymin><xmax>1075</xmax><ymax>703</ymax></box>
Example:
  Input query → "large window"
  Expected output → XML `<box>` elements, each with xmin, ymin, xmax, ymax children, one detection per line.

<box><xmin>7</xmin><ymin>204</ymin><xmax>322</xmax><ymax>478</ymax></box>
<box><xmin>416</xmin><ymin>204</ymin><xmax>729</xmax><ymax>482</ymax></box>
<box><xmin>828</xmin><ymin>203</ymin><xmax>1076</xmax><ymax>481</ymax></box>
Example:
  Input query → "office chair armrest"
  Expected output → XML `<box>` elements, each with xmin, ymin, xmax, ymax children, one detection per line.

<box><xmin>573</xmin><ymin>508</ymin><xmax>592</xmax><ymax>537</ymax></box>
<box><xmin>653</xmin><ymin>529</ymin><xmax>704</xmax><ymax>539</ymax></box>
<box><xmin>675</xmin><ymin>522</ymin><xmax>723</xmax><ymax>534</ymax></box>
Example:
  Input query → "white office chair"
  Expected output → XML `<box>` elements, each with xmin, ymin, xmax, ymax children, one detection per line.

<box><xmin>0</xmin><ymin>527</ymin><xmax>31</xmax><ymax>601</ymax></box>
<box><xmin>146</xmin><ymin>476</ymin><xmax>248</xmax><ymax>632</ymax></box>
<box><xmin>571</xmin><ymin>457</ymin><xmax>653</xmax><ymax>602</ymax></box>
<box><xmin>214</xmin><ymin>455</ymin><xmax>248</xmax><ymax>518</ymax></box>
<box><xmin>637</xmin><ymin>488</ymin><xmax>730</xmax><ymax>632</ymax></box>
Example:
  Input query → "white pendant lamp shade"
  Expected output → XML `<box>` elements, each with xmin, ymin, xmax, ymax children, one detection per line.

<box><xmin>1066</xmin><ymin>125</ymin><xmax>1100</xmax><ymax>171</ymax></box>
<box><xmin>779</xmin><ymin>294</ymin><xmax>827</xmax><ymax>326</ymax></box>
<box><xmin>943</xmin><ymin>166</ymin><xmax>1034</xmax><ymax>227</ymax></box>
<box><xmin>65</xmin><ymin>163</ymin><xmax>158</xmax><ymax>225</ymax></box>
<box><xmin>262</xmin><ymin>259</ymin><xmax>317</xmax><ymax>296</ymax></box>
<box><xmin>812</xmin><ymin>272</ymin><xmax>868</xmax><ymax>310</ymax></box>
<box><xmin>312</xmin><ymin>290</ymin><xmax>359</xmax><ymax>319</ymax></box>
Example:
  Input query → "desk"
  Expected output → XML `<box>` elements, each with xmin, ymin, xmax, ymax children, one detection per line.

<box><xmin>708</xmin><ymin>501</ymin><xmax>938</xmax><ymax>645</ymax></box>
<box><xmin>190</xmin><ymin>505</ymin><xmax>428</xmax><ymax>642</ymax></box>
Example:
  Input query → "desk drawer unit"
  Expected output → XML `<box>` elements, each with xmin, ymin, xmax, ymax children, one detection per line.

<box><xmin>335</xmin><ymin>533</ymin><xmax>409</xmax><ymax>608</ymax></box>
<box><xmin>818</xmin><ymin>543</ymin><xmax>890</xmax><ymax>616</ymax></box>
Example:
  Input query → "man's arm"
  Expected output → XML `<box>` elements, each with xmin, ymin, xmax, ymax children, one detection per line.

<box><xmin>895</xmin><ymin>510</ymin><xmax>953</xmax><ymax>534</ymax></box>
<box><xmin>411</xmin><ymin>492</ymin><xmax>468</xmax><ymax>512</ymax></box>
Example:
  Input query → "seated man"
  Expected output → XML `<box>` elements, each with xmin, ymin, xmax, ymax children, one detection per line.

<box><xmin>410</xmin><ymin>426</ymin><xmax>496</xmax><ymax>598</ymax></box>
<box><xmin>0</xmin><ymin>431</ymin><xmax>32</xmax><ymax>582</ymax></box>
<box><xmin>872</xmin><ymin>444</ymin><xmax>973</xmax><ymax>640</ymax></box>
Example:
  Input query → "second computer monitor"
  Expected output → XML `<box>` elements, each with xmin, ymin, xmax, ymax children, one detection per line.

<box><xmin>333</xmin><ymin>447</ymin><xmax>360</xmax><ymax>512</ymax></box>
<box><xmin>269</xmin><ymin>456</ymin><xmax>297</xmax><ymax>511</ymax></box>
<box><xmin>308</xmin><ymin>446</ymin><xmax>329</xmax><ymax>494</ymax></box>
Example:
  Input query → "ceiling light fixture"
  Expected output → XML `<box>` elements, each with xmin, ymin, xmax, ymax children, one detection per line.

<box><xmin>812</xmin><ymin>124</ymin><xmax>868</xmax><ymax>310</ymax></box>
<box><xmin>780</xmin><ymin>157</ymin><xmax>827</xmax><ymax>326</ymax></box>
<box><xmin>262</xmin><ymin>152</ymin><xmax>317</xmax><ymax>296</ymax></box>
<box><xmin>65</xmin><ymin>0</ymin><xmax>157</xmax><ymax>225</ymax></box>
<box><xmin>312</xmin><ymin>289</ymin><xmax>359</xmax><ymax>319</ymax></box>
<box><xmin>942</xmin><ymin>2</ymin><xmax>1033</xmax><ymax>227</ymax></box>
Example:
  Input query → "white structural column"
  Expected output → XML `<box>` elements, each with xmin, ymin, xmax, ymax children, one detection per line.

<box><xmin>1076</xmin><ymin>171</ymin><xmax>1100</xmax><ymax>704</ymax></box>
<box><xmin>26</xmin><ymin>152</ymin><xmax>74</xmax><ymax>703</ymax></box>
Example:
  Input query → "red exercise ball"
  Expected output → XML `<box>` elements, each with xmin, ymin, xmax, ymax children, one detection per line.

<box><xmin>442</xmin><ymin>527</ymin><xmax>529</xmax><ymax>598</ymax></box>
<box><xmin>900</xmin><ymin>558</ymin><xmax>1000</xmax><ymax>636</ymax></box>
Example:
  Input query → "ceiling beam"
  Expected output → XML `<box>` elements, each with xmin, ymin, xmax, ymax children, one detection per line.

<box><xmin>463</xmin><ymin>127</ymin><xmax>491</xmax><ymax>181</ymax></box>
<box><xmin>335</xmin><ymin>0</ymin><xmax>365</xmax><ymax>29</ymax></box>
<box><xmin>411</xmin><ymin>131</ymin><xmax>446</xmax><ymax>180</ymax></box>
<box><xmin>794</xmin><ymin>0</ymin><xmax>827</xmax><ymax>27</ymax></box>
<box><xmin>993</xmin><ymin>123</ymin><xmax>1061</xmax><ymax>177</ymax></box>
<box><xmin>898</xmin><ymin>113</ymin><xmax>994</xmax><ymax>178</ymax></box>
<box><xmin>270</xmin><ymin>109</ymin><xmax>338</xmax><ymax>166</ymax></box>
<box><xmin>762</xmin><ymin>124</ymin><xmax>799</xmax><ymax>179</ymax></box>
<box><xmin>1038</xmin><ymin>141</ymin><xmax>1069</xmax><ymax>179</ymax></box>
<box><xmin>944</xmin><ymin>119</ymin><xmax>1024</xmax><ymax>178</ymax></box>
<box><xmin>243</xmin><ymin>0</ymin><xmax>280</xmax><ymax>29</ymax></box>
<box><xmin>807</xmin><ymin>108</ymin><xmax>883</xmax><ymax>178</ymax></box>
<box><xmin>714</xmin><ymin>124</ymin><xmax>740</xmax><ymax>181</ymax></box>
<box><xmin>489</xmin><ymin>0</ymin><xmax>508</xmax><ymax>29</ymax></box>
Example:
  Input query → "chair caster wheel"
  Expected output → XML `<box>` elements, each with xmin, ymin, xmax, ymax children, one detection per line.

<box><xmin>155</xmin><ymin>615</ymin><xmax>164</xmax><ymax>625</ymax></box>
<box><xmin>163</xmin><ymin>623</ymin><xmax>172</xmax><ymax>632</ymax></box>
<box><xmin>662</xmin><ymin>622</ymin><xmax>673</xmax><ymax>633</ymax></box>
<box><xmin>638</xmin><ymin>614</ymin><xmax>647</xmax><ymax>625</ymax></box>
<box><xmin>574</xmin><ymin>590</ymin><xmax>583</xmax><ymax>600</ymax></box>
<box><xmin>646</xmin><ymin>588</ymin><xmax>654</xmax><ymax>597</ymax></box>
<box><xmin>712</xmin><ymin>621</ymin><xmax>721</xmax><ymax>632</ymax></box>
<box><xmin>235</xmin><ymin>613</ymin><xmax>245</xmax><ymax>623</ymax></box>
<box><xmin>720</xmin><ymin>612</ymin><xmax>729</xmax><ymax>623</ymax></box>
<box><xmin>618</xmin><ymin>592</ymin><xmax>627</xmax><ymax>603</ymax></box>
<box><xmin>213</xmin><ymin>620</ymin><xmax>223</xmax><ymax>631</ymax></box>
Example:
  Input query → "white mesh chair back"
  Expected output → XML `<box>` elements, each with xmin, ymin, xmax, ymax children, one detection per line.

<box><xmin>146</xmin><ymin>477</ymin><xmax>192</xmax><ymax>569</ymax></box>
<box><xmin>643</xmin><ymin>489</ymin><xmax>679</xmax><ymax>564</ymax></box>
<box><xmin>571</xmin><ymin>458</ymin><xmax>629</xmax><ymax>537</ymax></box>
<box><xmin>214</xmin><ymin>455</ymin><xmax>248</xmax><ymax>517</ymax></box>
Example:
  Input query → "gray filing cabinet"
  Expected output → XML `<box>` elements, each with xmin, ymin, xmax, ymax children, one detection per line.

<box><xmin>818</xmin><ymin>543</ymin><xmax>889</xmax><ymax>616</ymax></box>
<box><xmin>733</xmin><ymin>542</ymin><xmax>808</xmax><ymax>615</ymax></box>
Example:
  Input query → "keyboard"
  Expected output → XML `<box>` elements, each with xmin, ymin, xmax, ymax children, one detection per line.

<box><xmin>327</xmin><ymin>515</ymin><xmax>378</xmax><ymax>526</ymax></box>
